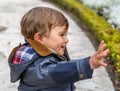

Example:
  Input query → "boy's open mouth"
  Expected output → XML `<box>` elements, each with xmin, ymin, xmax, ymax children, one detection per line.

<box><xmin>61</xmin><ymin>45</ymin><xmax>66</xmax><ymax>49</ymax></box>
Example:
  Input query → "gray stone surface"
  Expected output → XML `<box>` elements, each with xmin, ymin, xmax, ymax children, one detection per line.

<box><xmin>0</xmin><ymin>0</ymin><xmax>115</xmax><ymax>91</ymax></box>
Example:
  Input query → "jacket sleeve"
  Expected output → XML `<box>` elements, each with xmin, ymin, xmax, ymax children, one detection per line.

<box><xmin>25</xmin><ymin>56</ymin><xmax>93</xmax><ymax>85</ymax></box>
<box><xmin>48</xmin><ymin>57</ymin><xmax>93</xmax><ymax>84</ymax></box>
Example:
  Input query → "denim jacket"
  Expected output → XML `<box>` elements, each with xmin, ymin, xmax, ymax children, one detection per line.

<box><xmin>8</xmin><ymin>39</ymin><xmax>93</xmax><ymax>91</ymax></box>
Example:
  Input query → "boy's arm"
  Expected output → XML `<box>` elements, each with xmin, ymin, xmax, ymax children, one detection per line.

<box><xmin>48</xmin><ymin>57</ymin><xmax>93</xmax><ymax>84</ymax></box>
<box><xmin>28</xmin><ymin>56</ymin><xmax>93</xmax><ymax>85</ymax></box>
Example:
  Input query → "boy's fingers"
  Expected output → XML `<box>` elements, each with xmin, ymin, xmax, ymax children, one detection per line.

<box><xmin>99</xmin><ymin>40</ymin><xmax>104</xmax><ymax>47</ymax></box>
<box><xmin>97</xmin><ymin>40</ymin><xmax>106</xmax><ymax>53</ymax></box>
<box><xmin>97</xmin><ymin>41</ymin><xmax>103</xmax><ymax>51</ymax></box>
<box><xmin>103</xmin><ymin>49</ymin><xmax>110</xmax><ymax>57</ymax></box>
<box><xmin>97</xmin><ymin>49</ymin><xmax>109</xmax><ymax>59</ymax></box>
<box><xmin>99</xmin><ymin>61</ymin><xmax>108</xmax><ymax>67</ymax></box>
<box><xmin>98</xmin><ymin>43</ymin><xmax>106</xmax><ymax>53</ymax></box>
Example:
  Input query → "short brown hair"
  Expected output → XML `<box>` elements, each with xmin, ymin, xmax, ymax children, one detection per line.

<box><xmin>20</xmin><ymin>7</ymin><xmax>68</xmax><ymax>39</ymax></box>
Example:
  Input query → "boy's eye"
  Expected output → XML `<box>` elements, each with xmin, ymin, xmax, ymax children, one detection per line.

<box><xmin>60</xmin><ymin>33</ymin><xmax>67</xmax><ymax>36</ymax></box>
<box><xmin>60</xmin><ymin>34</ymin><xmax>65</xmax><ymax>36</ymax></box>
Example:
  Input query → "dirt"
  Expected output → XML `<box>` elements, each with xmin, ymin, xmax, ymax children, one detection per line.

<box><xmin>106</xmin><ymin>62</ymin><xmax>120</xmax><ymax>91</ymax></box>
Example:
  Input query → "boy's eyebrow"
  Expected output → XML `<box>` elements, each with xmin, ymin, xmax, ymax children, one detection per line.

<box><xmin>59</xmin><ymin>29</ymin><xmax>68</xmax><ymax>33</ymax></box>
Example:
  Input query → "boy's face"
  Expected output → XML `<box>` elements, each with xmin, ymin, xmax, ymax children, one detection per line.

<box><xmin>42</xmin><ymin>26</ymin><xmax>69</xmax><ymax>56</ymax></box>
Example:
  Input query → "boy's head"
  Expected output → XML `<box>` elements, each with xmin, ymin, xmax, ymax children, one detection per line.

<box><xmin>21</xmin><ymin>7</ymin><xmax>68</xmax><ymax>39</ymax></box>
<box><xmin>21</xmin><ymin>7</ymin><xmax>69</xmax><ymax>56</ymax></box>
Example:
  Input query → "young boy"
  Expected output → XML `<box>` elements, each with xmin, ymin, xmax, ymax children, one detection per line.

<box><xmin>8</xmin><ymin>7</ymin><xmax>109</xmax><ymax>91</ymax></box>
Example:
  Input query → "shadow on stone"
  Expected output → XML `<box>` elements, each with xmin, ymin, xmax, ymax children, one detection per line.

<box><xmin>0</xmin><ymin>26</ymin><xmax>7</xmax><ymax>32</ymax></box>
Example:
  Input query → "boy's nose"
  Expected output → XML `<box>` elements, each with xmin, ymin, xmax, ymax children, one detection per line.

<box><xmin>64</xmin><ymin>36</ymin><xmax>69</xmax><ymax>43</ymax></box>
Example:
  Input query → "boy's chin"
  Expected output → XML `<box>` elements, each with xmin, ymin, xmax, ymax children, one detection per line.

<box><xmin>57</xmin><ymin>52</ymin><xmax>64</xmax><ymax>56</ymax></box>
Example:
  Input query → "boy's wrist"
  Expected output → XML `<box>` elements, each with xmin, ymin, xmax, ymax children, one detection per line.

<box><xmin>89</xmin><ymin>56</ymin><xmax>94</xmax><ymax>70</ymax></box>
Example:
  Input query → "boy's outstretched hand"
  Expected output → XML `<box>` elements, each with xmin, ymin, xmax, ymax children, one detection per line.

<box><xmin>89</xmin><ymin>40</ymin><xmax>110</xmax><ymax>69</ymax></box>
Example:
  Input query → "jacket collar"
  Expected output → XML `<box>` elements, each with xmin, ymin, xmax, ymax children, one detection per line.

<box><xmin>26</xmin><ymin>39</ymin><xmax>52</xmax><ymax>56</ymax></box>
<box><xmin>8</xmin><ymin>38</ymin><xmax>52</xmax><ymax>61</ymax></box>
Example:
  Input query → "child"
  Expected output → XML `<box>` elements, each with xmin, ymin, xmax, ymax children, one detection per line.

<box><xmin>8</xmin><ymin>7</ymin><xmax>109</xmax><ymax>91</ymax></box>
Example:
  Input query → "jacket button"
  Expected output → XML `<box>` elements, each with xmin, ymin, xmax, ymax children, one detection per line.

<box><xmin>79</xmin><ymin>74</ymin><xmax>84</xmax><ymax>79</ymax></box>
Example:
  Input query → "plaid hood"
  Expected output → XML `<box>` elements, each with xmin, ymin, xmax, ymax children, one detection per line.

<box><xmin>12</xmin><ymin>43</ymin><xmax>37</xmax><ymax>64</ymax></box>
<box><xmin>8</xmin><ymin>43</ymin><xmax>39</xmax><ymax>82</ymax></box>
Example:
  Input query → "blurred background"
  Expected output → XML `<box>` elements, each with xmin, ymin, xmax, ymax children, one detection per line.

<box><xmin>0</xmin><ymin>0</ymin><xmax>119</xmax><ymax>91</ymax></box>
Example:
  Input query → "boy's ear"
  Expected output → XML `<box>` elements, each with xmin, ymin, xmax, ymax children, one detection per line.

<box><xmin>34</xmin><ymin>32</ymin><xmax>44</xmax><ymax>44</ymax></box>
